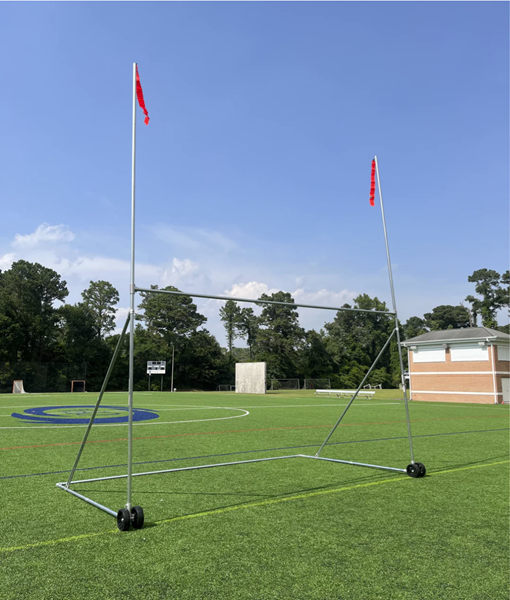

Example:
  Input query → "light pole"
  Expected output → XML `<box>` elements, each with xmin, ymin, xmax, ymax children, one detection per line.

<box><xmin>171</xmin><ymin>344</ymin><xmax>175</xmax><ymax>392</ymax></box>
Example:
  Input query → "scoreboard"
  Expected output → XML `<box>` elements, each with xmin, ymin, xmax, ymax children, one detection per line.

<box><xmin>147</xmin><ymin>361</ymin><xmax>166</xmax><ymax>375</ymax></box>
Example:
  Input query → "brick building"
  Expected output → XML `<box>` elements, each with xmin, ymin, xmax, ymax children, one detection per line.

<box><xmin>401</xmin><ymin>327</ymin><xmax>510</xmax><ymax>404</ymax></box>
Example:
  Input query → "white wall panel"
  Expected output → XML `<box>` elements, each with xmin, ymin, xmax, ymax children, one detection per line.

<box><xmin>236</xmin><ymin>362</ymin><xmax>266</xmax><ymax>394</ymax></box>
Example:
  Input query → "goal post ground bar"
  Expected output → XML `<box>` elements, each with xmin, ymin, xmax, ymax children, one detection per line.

<box><xmin>56</xmin><ymin>454</ymin><xmax>406</xmax><ymax>518</ymax></box>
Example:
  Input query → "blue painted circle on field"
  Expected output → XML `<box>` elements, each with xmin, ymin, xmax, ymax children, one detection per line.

<box><xmin>11</xmin><ymin>405</ymin><xmax>160</xmax><ymax>425</ymax></box>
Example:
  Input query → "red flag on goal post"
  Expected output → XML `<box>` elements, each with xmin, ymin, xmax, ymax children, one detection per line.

<box><xmin>135</xmin><ymin>65</ymin><xmax>150</xmax><ymax>125</ymax></box>
<box><xmin>369</xmin><ymin>159</ymin><xmax>376</xmax><ymax>206</ymax></box>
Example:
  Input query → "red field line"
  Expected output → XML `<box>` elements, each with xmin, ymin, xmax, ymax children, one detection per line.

<box><xmin>0</xmin><ymin>414</ymin><xmax>507</xmax><ymax>452</ymax></box>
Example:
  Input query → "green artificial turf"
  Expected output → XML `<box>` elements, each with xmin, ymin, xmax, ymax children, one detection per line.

<box><xmin>0</xmin><ymin>390</ymin><xmax>508</xmax><ymax>599</ymax></box>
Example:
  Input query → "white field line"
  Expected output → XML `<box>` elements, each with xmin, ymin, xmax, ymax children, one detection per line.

<box><xmin>0</xmin><ymin>402</ymin><xmax>403</xmax><ymax>417</ymax></box>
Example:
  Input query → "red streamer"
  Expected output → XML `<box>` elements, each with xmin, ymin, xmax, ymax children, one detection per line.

<box><xmin>369</xmin><ymin>159</ymin><xmax>376</xmax><ymax>206</ymax></box>
<box><xmin>135</xmin><ymin>65</ymin><xmax>150</xmax><ymax>125</ymax></box>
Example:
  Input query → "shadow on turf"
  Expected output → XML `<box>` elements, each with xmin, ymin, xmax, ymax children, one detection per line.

<box><xmin>429</xmin><ymin>453</ymin><xmax>509</xmax><ymax>474</ymax></box>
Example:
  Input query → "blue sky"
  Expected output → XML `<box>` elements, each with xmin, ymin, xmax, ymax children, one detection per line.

<box><xmin>0</xmin><ymin>2</ymin><xmax>508</xmax><ymax>343</ymax></box>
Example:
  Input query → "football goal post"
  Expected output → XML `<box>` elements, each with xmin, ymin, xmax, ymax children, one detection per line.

<box><xmin>12</xmin><ymin>380</ymin><xmax>27</xmax><ymax>394</ymax></box>
<box><xmin>55</xmin><ymin>66</ymin><xmax>425</xmax><ymax>533</ymax></box>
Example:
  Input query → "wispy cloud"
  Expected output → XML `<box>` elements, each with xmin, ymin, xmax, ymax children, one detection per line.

<box><xmin>13</xmin><ymin>223</ymin><xmax>75</xmax><ymax>248</ymax></box>
<box><xmin>152</xmin><ymin>225</ymin><xmax>240</xmax><ymax>255</ymax></box>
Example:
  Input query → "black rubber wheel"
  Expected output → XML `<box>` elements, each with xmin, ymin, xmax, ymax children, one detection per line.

<box><xmin>117</xmin><ymin>507</ymin><xmax>131</xmax><ymax>531</ymax></box>
<box><xmin>131</xmin><ymin>505</ymin><xmax>144</xmax><ymax>530</ymax></box>
<box><xmin>406</xmin><ymin>463</ymin><xmax>421</xmax><ymax>478</ymax></box>
<box><xmin>415</xmin><ymin>462</ymin><xmax>426</xmax><ymax>477</ymax></box>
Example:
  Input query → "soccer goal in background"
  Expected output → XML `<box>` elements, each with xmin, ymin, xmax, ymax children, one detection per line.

<box><xmin>269</xmin><ymin>378</ymin><xmax>300</xmax><ymax>390</ymax></box>
<box><xmin>71</xmin><ymin>380</ymin><xmax>86</xmax><ymax>393</ymax></box>
<box><xmin>216</xmin><ymin>384</ymin><xmax>236</xmax><ymax>392</ymax></box>
<box><xmin>303</xmin><ymin>378</ymin><xmax>331</xmax><ymax>390</ymax></box>
<box><xmin>12</xmin><ymin>380</ymin><xmax>27</xmax><ymax>394</ymax></box>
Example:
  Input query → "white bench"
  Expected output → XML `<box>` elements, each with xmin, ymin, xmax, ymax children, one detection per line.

<box><xmin>315</xmin><ymin>389</ymin><xmax>376</xmax><ymax>399</ymax></box>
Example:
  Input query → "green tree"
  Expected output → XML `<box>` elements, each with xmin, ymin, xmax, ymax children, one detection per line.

<box><xmin>137</xmin><ymin>285</ymin><xmax>206</xmax><ymax>343</ymax></box>
<box><xmin>56</xmin><ymin>303</ymin><xmax>111</xmax><ymax>390</ymax></box>
<box><xmin>255</xmin><ymin>291</ymin><xmax>305</xmax><ymax>380</ymax></box>
<box><xmin>81</xmin><ymin>280</ymin><xmax>120</xmax><ymax>339</ymax></box>
<box><xmin>219</xmin><ymin>299</ymin><xmax>242</xmax><ymax>355</ymax></box>
<box><xmin>465</xmin><ymin>269</ymin><xmax>510</xmax><ymax>328</ymax></box>
<box><xmin>324</xmin><ymin>294</ymin><xmax>397</xmax><ymax>388</ymax></box>
<box><xmin>177</xmin><ymin>329</ymin><xmax>230</xmax><ymax>390</ymax></box>
<box><xmin>135</xmin><ymin>286</ymin><xmax>231</xmax><ymax>390</ymax></box>
<box><xmin>300</xmin><ymin>329</ymin><xmax>334</xmax><ymax>379</ymax></box>
<box><xmin>423</xmin><ymin>305</ymin><xmax>471</xmax><ymax>331</ymax></box>
<box><xmin>0</xmin><ymin>260</ymin><xmax>68</xmax><ymax>362</ymax></box>
<box><xmin>403</xmin><ymin>316</ymin><xmax>428</xmax><ymax>339</ymax></box>
<box><xmin>236</xmin><ymin>307</ymin><xmax>259</xmax><ymax>359</ymax></box>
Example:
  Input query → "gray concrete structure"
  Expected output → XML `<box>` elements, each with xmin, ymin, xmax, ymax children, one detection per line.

<box><xmin>235</xmin><ymin>362</ymin><xmax>266</xmax><ymax>394</ymax></box>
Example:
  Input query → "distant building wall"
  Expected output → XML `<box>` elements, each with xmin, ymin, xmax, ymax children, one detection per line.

<box><xmin>409</xmin><ymin>344</ymin><xmax>509</xmax><ymax>404</ymax></box>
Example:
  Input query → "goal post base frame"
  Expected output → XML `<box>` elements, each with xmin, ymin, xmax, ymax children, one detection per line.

<box><xmin>56</xmin><ymin>453</ymin><xmax>413</xmax><ymax>521</ymax></box>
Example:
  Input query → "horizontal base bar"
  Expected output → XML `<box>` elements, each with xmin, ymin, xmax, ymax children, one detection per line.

<box><xmin>299</xmin><ymin>455</ymin><xmax>406</xmax><ymax>473</ymax></box>
<box><xmin>59</xmin><ymin>454</ymin><xmax>301</xmax><ymax>486</ymax></box>
<box><xmin>56</xmin><ymin>454</ymin><xmax>407</xmax><ymax>519</ymax></box>
<box><xmin>56</xmin><ymin>482</ymin><xmax>117</xmax><ymax>517</ymax></box>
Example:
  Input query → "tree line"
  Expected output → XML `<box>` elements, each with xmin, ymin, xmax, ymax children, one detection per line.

<box><xmin>0</xmin><ymin>260</ymin><xmax>507</xmax><ymax>393</ymax></box>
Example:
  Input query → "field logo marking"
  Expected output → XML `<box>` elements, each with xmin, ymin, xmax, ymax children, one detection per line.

<box><xmin>11</xmin><ymin>405</ymin><xmax>160</xmax><ymax>425</ymax></box>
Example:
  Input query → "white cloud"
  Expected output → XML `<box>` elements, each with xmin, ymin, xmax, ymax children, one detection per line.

<box><xmin>292</xmin><ymin>287</ymin><xmax>356</xmax><ymax>308</ymax></box>
<box><xmin>113</xmin><ymin>306</ymin><xmax>131</xmax><ymax>334</ymax></box>
<box><xmin>225</xmin><ymin>281</ymin><xmax>280</xmax><ymax>300</ymax></box>
<box><xmin>160</xmin><ymin>258</ymin><xmax>211</xmax><ymax>289</ymax></box>
<box><xmin>0</xmin><ymin>253</ymin><xmax>16</xmax><ymax>271</ymax></box>
<box><xmin>13</xmin><ymin>223</ymin><xmax>75</xmax><ymax>248</ymax></box>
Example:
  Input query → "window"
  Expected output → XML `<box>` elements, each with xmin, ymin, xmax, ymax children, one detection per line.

<box><xmin>450</xmin><ymin>344</ymin><xmax>488</xmax><ymax>362</ymax></box>
<box><xmin>412</xmin><ymin>346</ymin><xmax>446</xmax><ymax>363</ymax></box>
<box><xmin>497</xmin><ymin>344</ymin><xmax>510</xmax><ymax>362</ymax></box>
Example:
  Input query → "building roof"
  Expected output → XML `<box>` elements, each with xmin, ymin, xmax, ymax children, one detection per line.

<box><xmin>402</xmin><ymin>327</ymin><xmax>510</xmax><ymax>346</ymax></box>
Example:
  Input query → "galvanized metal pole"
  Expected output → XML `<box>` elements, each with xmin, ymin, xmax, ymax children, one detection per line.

<box><xmin>374</xmin><ymin>156</ymin><xmax>414</xmax><ymax>463</ymax></box>
<box><xmin>171</xmin><ymin>344</ymin><xmax>175</xmax><ymax>392</ymax></box>
<box><xmin>127</xmin><ymin>62</ymin><xmax>137</xmax><ymax>510</ymax></box>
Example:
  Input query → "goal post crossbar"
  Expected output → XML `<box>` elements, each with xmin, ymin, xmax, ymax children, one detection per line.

<box><xmin>134</xmin><ymin>286</ymin><xmax>396</xmax><ymax>316</ymax></box>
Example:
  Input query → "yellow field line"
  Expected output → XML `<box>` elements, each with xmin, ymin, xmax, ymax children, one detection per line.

<box><xmin>153</xmin><ymin>459</ymin><xmax>510</xmax><ymax>526</ymax></box>
<box><xmin>1</xmin><ymin>459</ymin><xmax>508</xmax><ymax>554</ymax></box>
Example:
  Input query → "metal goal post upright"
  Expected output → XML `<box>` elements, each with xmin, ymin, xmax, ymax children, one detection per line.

<box><xmin>56</xmin><ymin>64</ymin><xmax>425</xmax><ymax>531</ymax></box>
